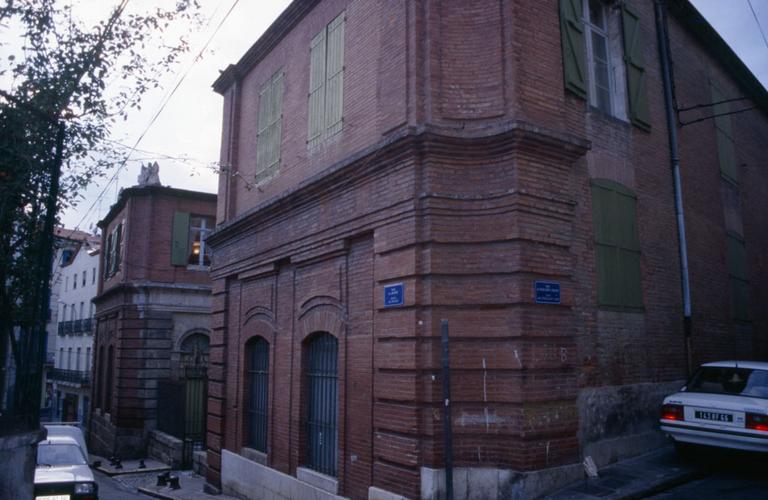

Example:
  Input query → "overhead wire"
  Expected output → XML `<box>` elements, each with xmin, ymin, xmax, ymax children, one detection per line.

<box><xmin>71</xmin><ymin>0</ymin><xmax>241</xmax><ymax>232</ymax></box>
<box><xmin>747</xmin><ymin>0</ymin><xmax>768</xmax><ymax>50</ymax></box>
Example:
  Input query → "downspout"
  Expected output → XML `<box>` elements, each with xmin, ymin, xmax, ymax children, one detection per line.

<box><xmin>655</xmin><ymin>0</ymin><xmax>693</xmax><ymax>375</ymax></box>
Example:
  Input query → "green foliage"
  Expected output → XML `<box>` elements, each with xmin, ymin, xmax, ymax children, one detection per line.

<box><xmin>0</xmin><ymin>0</ymin><xmax>201</xmax><ymax>425</ymax></box>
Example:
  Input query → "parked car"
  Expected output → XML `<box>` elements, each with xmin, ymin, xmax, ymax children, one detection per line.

<box><xmin>35</xmin><ymin>425</ymin><xmax>99</xmax><ymax>500</ymax></box>
<box><xmin>660</xmin><ymin>361</ymin><xmax>768</xmax><ymax>454</ymax></box>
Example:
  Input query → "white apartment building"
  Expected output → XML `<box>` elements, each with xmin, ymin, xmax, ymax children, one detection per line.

<box><xmin>44</xmin><ymin>228</ymin><xmax>100</xmax><ymax>424</ymax></box>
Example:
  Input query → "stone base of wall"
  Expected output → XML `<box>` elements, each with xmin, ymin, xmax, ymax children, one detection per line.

<box><xmin>578</xmin><ymin>381</ymin><xmax>684</xmax><ymax>468</ymax></box>
<box><xmin>147</xmin><ymin>430</ymin><xmax>183</xmax><ymax>468</ymax></box>
<box><xmin>221</xmin><ymin>449</ymin><xmax>347</xmax><ymax>500</ymax></box>
<box><xmin>420</xmin><ymin>463</ymin><xmax>583</xmax><ymax>500</ymax></box>
<box><xmin>88</xmin><ymin>410</ymin><xmax>145</xmax><ymax>459</ymax></box>
<box><xmin>193</xmin><ymin>450</ymin><xmax>207</xmax><ymax>476</ymax></box>
<box><xmin>0</xmin><ymin>428</ymin><xmax>45</xmax><ymax>500</ymax></box>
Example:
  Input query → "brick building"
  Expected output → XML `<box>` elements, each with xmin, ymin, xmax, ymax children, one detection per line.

<box><xmin>206</xmin><ymin>1</ymin><xmax>768</xmax><ymax>498</ymax></box>
<box><xmin>90</xmin><ymin>180</ymin><xmax>217</xmax><ymax>463</ymax></box>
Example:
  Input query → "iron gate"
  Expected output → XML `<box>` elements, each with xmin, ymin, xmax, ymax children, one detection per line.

<box><xmin>305</xmin><ymin>333</ymin><xmax>338</xmax><ymax>476</ymax></box>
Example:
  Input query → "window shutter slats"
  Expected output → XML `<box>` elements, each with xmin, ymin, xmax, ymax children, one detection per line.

<box><xmin>621</xmin><ymin>3</ymin><xmax>651</xmax><ymax>130</ymax></box>
<box><xmin>171</xmin><ymin>211</ymin><xmax>190</xmax><ymax>266</ymax></box>
<box><xmin>256</xmin><ymin>72</ymin><xmax>284</xmax><ymax>178</ymax></box>
<box><xmin>308</xmin><ymin>29</ymin><xmax>327</xmax><ymax>148</ymax></box>
<box><xmin>710</xmin><ymin>81</ymin><xmax>739</xmax><ymax>183</ymax></box>
<box><xmin>325</xmin><ymin>14</ymin><xmax>345</xmax><ymax>136</ymax></box>
<box><xmin>112</xmin><ymin>223</ymin><xmax>122</xmax><ymax>275</ymax></box>
<box><xmin>591</xmin><ymin>180</ymin><xmax>643</xmax><ymax>310</ymax></box>
<box><xmin>559</xmin><ymin>0</ymin><xmax>587</xmax><ymax>99</ymax></box>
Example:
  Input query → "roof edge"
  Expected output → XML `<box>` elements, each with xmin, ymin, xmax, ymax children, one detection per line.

<box><xmin>212</xmin><ymin>0</ymin><xmax>321</xmax><ymax>95</ymax></box>
<box><xmin>97</xmin><ymin>185</ymin><xmax>217</xmax><ymax>228</ymax></box>
<box><xmin>670</xmin><ymin>0</ymin><xmax>768</xmax><ymax>115</ymax></box>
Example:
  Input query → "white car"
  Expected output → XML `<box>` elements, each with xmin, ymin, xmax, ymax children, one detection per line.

<box><xmin>660</xmin><ymin>361</ymin><xmax>768</xmax><ymax>453</ymax></box>
<box><xmin>34</xmin><ymin>425</ymin><xmax>99</xmax><ymax>500</ymax></box>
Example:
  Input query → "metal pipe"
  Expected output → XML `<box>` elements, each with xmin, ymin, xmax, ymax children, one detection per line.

<box><xmin>440</xmin><ymin>319</ymin><xmax>454</xmax><ymax>500</ymax></box>
<box><xmin>655</xmin><ymin>0</ymin><xmax>693</xmax><ymax>374</ymax></box>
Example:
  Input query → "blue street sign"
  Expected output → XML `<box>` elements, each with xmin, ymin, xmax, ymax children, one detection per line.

<box><xmin>534</xmin><ymin>281</ymin><xmax>561</xmax><ymax>304</ymax></box>
<box><xmin>384</xmin><ymin>283</ymin><xmax>404</xmax><ymax>308</ymax></box>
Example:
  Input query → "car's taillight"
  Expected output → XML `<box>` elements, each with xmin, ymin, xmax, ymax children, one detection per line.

<box><xmin>746</xmin><ymin>412</ymin><xmax>768</xmax><ymax>431</ymax></box>
<box><xmin>661</xmin><ymin>404</ymin><xmax>685</xmax><ymax>421</ymax></box>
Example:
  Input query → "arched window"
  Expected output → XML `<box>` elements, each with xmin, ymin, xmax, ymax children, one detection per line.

<box><xmin>304</xmin><ymin>333</ymin><xmax>338</xmax><ymax>476</ymax></box>
<box><xmin>180</xmin><ymin>332</ymin><xmax>210</xmax><ymax>375</ymax></box>
<box><xmin>246</xmin><ymin>337</ymin><xmax>269</xmax><ymax>452</ymax></box>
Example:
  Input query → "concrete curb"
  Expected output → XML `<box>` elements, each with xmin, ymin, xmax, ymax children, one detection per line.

<box><xmin>616</xmin><ymin>468</ymin><xmax>706</xmax><ymax>500</ymax></box>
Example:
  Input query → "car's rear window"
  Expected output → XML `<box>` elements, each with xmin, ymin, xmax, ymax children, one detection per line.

<box><xmin>37</xmin><ymin>443</ymin><xmax>87</xmax><ymax>466</ymax></box>
<box><xmin>685</xmin><ymin>367</ymin><xmax>768</xmax><ymax>399</ymax></box>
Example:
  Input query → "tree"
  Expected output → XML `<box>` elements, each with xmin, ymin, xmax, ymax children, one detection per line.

<box><xmin>0</xmin><ymin>0</ymin><xmax>201</xmax><ymax>431</ymax></box>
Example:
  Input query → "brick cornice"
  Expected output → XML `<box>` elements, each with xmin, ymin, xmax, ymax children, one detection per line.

<box><xmin>208</xmin><ymin>120</ymin><xmax>589</xmax><ymax>251</ymax></box>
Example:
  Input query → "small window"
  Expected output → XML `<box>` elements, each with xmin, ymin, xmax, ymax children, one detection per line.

<box><xmin>304</xmin><ymin>333</ymin><xmax>338</xmax><ymax>476</ymax></box>
<box><xmin>188</xmin><ymin>216</ymin><xmax>213</xmax><ymax>267</ymax></box>
<box><xmin>92</xmin><ymin>267</ymin><xmax>96</xmax><ymax>285</ymax></box>
<box><xmin>73</xmin><ymin>274</ymin><xmax>77</xmax><ymax>289</ymax></box>
<box><xmin>583</xmin><ymin>0</ymin><xmax>627</xmax><ymax>120</ymax></box>
<box><xmin>104</xmin><ymin>222</ymin><xmax>123</xmax><ymax>278</ymax></box>
<box><xmin>82</xmin><ymin>272</ymin><xmax>86</xmax><ymax>287</ymax></box>
<box><xmin>65</xmin><ymin>276</ymin><xmax>69</xmax><ymax>291</ymax></box>
<box><xmin>246</xmin><ymin>338</ymin><xmax>270</xmax><ymax>452</ymax></box>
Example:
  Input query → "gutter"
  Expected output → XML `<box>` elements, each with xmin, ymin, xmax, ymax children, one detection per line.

<box><xmin>655</xmin><ymin>0</ymin><xmax>693</xmax><ymax>374</ymax></box>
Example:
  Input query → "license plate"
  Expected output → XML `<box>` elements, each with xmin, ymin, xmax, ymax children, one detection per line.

<box><xmin>694</xmin><ymin>410</ymin><xmax>733</xmax><ymax>422</ymax></box>
<box><xmin>35</xmin><ymin>496</ymin><xmax>70</xmax><ymax>500</ymax></box>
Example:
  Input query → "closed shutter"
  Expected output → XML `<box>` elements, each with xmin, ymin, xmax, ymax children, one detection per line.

<box><xmin>710</xmin><ymin>81</ymin><xmax>738</xmax><ymax>183</ymax></box>
<box><xmin>325</xmin><ymin>13</ymin><xmax>345</xmax><ymax>137</ymax></box>
<box><xmin>559</xmin><ymin>0</ymin><xmax>587</xmax><ymax>99</ymax></box>
<box><xmin>726</xmin><ymin>232</ymin><xmax>748</xmax><ymax>320</ymax></box>
<box><xmin>171</xmin><ymin>211</ymin><xmax>190</xmax><ymax>266</ymax></box>
<box><xmin>591</xmin><ymin>179</ymin><xmax>643</xmax><ymax>309</ymax></box>
<box><xmin>308</xmin><ymin>29</ymin><xmax>327</xmax><ymax>148</ymax></box>
<box><xmin>103</xmin><ymin>232</ymin><xmax>113</xmax><ymax>278</ymax></box>
<box><xmin>621</xmin><ymin>3</ymin><xmax>651</xmax><ymax>130</ymax></box>
<box><xmin>256</xmin><ymin>72</ymin><xmax>284</xmax><ymax>178</ymax></box>
<box><xmin>112</xmin><ymin>223</ymin><xmax>122</xmax><ymax>275</ymax></box>
<box><xmin>256</xmin><ymin>82</ymin><xmax>271</xmax><ymax>174</ymax></box>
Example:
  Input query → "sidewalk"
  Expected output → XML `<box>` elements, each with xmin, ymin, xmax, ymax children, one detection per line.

<box><xmin>91</xmin><ymin>454</ymin><xmax>238</xmax><ymax>500</ymax></box>
<box><xmin>547</xmin><ymin>446</ymin><xmax>703</xmax><ymax>499</ymax></box>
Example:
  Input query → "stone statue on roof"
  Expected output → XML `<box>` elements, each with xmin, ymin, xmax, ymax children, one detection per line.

<box><xmin>137</xmin><ymin>161</ymin><xmax>161</xmax><ymax>186</ymax></box>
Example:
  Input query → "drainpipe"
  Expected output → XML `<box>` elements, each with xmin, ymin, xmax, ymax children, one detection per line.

<box><xmin>655</xmin><ymin>0</ymin><xmax>693</xmax><ymax>375</ymax></box>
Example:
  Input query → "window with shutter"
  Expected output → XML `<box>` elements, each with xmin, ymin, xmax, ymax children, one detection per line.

<box><xmin>726</xmin><ymin>232</ymin><xmax>749</xmax><ymax>321</ymax></box>
<box><xmin>591</xmin><ymin>179</ymin><xmax>643</xmax><ymax>310</ymax></box>
<box><xmin>171</xmin><ymin>211</ymin><xmax>191</xmax><ymax>266</ymax></box>
<box><xmin>307</xmin><ymin>12</ymin><xmax>345</xmax><ymax>148</ymax></box>
<box><xmin>560</xmin><ymin>0</ymin><xmax>587</xmax><ymax>99</ymax></box>
<box><xmin>710</xmin><ymin>80</ymin><xmax>739</xmax><ymax>184</ymax></box>
<box><xmin>621</xmin><ymin>2</ymin><xmax>651</xmax><ymax>130</ymax></box>
<box><xmin>256</xmin><ymin>71</ymin><xmax>284</xmax><ymax>181</ymax></box>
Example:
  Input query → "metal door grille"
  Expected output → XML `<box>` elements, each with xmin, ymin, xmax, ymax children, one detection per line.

<box><xmin>246</xmin><ymin>338</ymin><xmax>269</xmax><ymax>452</ymax></box>
<box><xmin>305</xmin><ymin>333</ymin><xmax>338</xmax><ymax>476</ymax></box>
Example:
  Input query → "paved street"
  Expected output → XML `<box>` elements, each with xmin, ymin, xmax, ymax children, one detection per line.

<box><xmin>648</xmin><ymin>447</ymin><xmax>768</xmax><ymax>499</ymax></box>
<box><xmin>94</xmin><ymin>470</ymin><xmax>147</xmax><ymax>500</ymax></box>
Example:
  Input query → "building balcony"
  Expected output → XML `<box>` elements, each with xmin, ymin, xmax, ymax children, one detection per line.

<box><xmin>48</xmin><ymin>368</ymin><xmax>91</xmax><ymax>386</ymax></box>
<box><xmin>57</xmin><ymin>319</ymin><xmax>93</xmax><ymax>336</ymax></box>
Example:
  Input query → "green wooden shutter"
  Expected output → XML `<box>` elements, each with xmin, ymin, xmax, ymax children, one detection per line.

<box><xmin>112</xmin><ymin>223</ymin><xmax>122</xmax><ymax>274</ymax></box>
<box><xmin>621</xmin><ymin>3</ymin><xmax>651</xmax><ymax>130</ymax></box>
<box><xmin>726</xmin><ymin>233</ymin><xmax>748</xmax><ymax>320</ymax></box>
<box><xmin>171</xmin><ymin>211</ymin><xmax>190</xmax><ymax>266</ymax></box>
<box><xmin>591</xmin><ymin>180</ymin><xmax>643</xmax><ymax>309</ymax></box>
<box><xmin>325</xmin><ymin>13</ymin><xmax>345</xmax><ymax>136</ymax></box>
<box><xmin>268</xmin><ymin>72</ymin><xmax>283</xmax><ymax>171</ymax></box>
<box><xmin>256</xmin><ymin>81</ymin><xmax>271</xmax><ymax>174</ymax></box>
<box><xmin>104</xmin><ymin>232</ymin><xmax>113</xmax><ymax>278</ymax></box>
<box><xmin>710</xmin><ymin>81</ymin><xmax>738</xmax><ymax>183</ymax></box>
<box><xmin>559</xmin><ymin>0</ymin><xmax>587</xmax><ymax>99</ymax></box>
<box><xmin>308</xmin><ymin>28</ymin><xmax>327</xmax><ymax>148</ymax></box>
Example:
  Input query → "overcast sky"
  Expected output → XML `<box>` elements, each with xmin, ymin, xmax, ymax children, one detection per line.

<box><xmin>33</xmin><ymin>0</ymin><xmax>768</xmax><ymax>232</ymax></box>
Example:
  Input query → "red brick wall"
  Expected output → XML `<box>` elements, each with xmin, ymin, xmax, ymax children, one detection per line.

<box><xmin>208</xmin><ymin>0</ymin><xmax>768</xmax><ymax>497</ymax></box>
